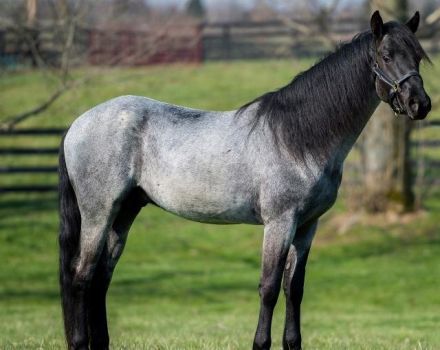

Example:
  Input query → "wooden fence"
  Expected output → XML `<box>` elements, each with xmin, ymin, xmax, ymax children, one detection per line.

<box><xmin>1</xmin><ymin>122</ymin><xmax>439</xmax><ymax>194</ymax></box>
<box><xmin>88</xmin><ymin>25</ymin><xmax>203</xmax><ymax>65</ymax></box>
<box><xmin>0</xmin><ymin>25</ymin><xmax>89</xmax><ymax>68</ymax></box>
<box><xmin>202</xmin><ymin>19</ymin><xmax>440</xmax><ymax>60</ymax></box>
<box><xmin>201</xmin><ymin>19</ymin><xmax>356</xmax><ymax>60</ymax></box>
<box><xmin>0</xmin><ymin>23</ymin><xmax>203</xmax><ymax>67</ymax></box>
<box><xmin>3</xmin><ymin>18</ymin><xmax>440</xmax><ymax>67</ymax></box>
<box><xmin>0</xmin><ymin>128</ymin><xmax>64</xmax><ymax>193</ymax></box>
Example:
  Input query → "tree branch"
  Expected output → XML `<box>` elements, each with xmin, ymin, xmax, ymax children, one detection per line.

<box><xmin>426</xmin><ymin>6</ymin><xmax>440</xmax><ymax>25</ymax></box>
<box><xmin>0</xmin><ymin>78</ymin><xmax>86</xmax><ymax>131</ymax></box>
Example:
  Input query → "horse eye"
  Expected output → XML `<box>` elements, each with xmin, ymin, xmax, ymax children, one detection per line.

<box><xmin>382</xmin><ymin>55</ymin><xmax>391</xmax><ymax>63</ymax></box>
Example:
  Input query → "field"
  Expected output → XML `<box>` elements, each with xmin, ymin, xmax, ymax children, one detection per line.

<box><xmin>0</xmin><ymin>60</ymin><xmax>439</xmax><ymax>349</ymax></box>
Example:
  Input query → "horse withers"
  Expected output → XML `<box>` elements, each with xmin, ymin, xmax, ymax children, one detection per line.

<box><xmin>59</xmin><ymin>11</ymin><xmax>431</xmax><ymax>350</ymax></box>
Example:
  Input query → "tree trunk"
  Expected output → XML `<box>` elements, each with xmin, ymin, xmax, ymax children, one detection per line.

<box><xmin>27</xmin><ymin>0</ymin><xmax>37</xmax><ymax>26</ymax></box>
<box><xmin>360</xmin><ymin>0</ymin><xmax>415</xmax><ymax>212</ymax></box>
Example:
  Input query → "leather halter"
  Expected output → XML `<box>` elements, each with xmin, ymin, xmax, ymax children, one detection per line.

<box><xmin>373</xmin><ymin>62</ymin><xmax>420</xmax><ymax>115</ymax></box>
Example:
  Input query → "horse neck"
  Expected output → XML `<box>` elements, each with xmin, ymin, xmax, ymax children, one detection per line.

<box><xmin>303</xmin><ymin>40</ymin><xmax>380</xmax><ymax>166</ymax></box>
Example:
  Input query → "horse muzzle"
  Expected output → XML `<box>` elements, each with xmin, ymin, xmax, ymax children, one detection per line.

<box><xmin>405</xmin><ymin>94</ymin><xmax>431</xmax><ymax>120</ymax></box>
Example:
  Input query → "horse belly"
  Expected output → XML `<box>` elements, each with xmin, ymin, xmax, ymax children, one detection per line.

<box><xmin>139</xmin><ymin>145</ymin><xmax>260</xmax><ymax>225</ymax></box>
<box><xmin>143</xmin><ymin>178</ymin><xmax>259</xmax><ymax>224</ymax></box>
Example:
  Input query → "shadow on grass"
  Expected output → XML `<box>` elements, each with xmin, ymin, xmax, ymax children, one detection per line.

<box><xmin>0</xmin><ymin>268</ymin><xmax>256</xmax><ymax>304</ymax></box>
<box><xmin>111</xmin><ymin>270</ymin><xmax>256</xmax><ymax>302</ymax></box>
<box><xmin>0</xmin><ymin>195</ymin><xmax>57</xmax><ymax>219</ymax></box>
<box><xmin>0</xmin><ymin>288</ymin><xmax>60</xmax><ymax>302</ymax></box>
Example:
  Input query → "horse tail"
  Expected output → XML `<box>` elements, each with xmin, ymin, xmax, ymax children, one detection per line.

<box><xmin>58</xmin><ymin>133</ymin><xmax>81</xmax><ymax>341</ymax></box>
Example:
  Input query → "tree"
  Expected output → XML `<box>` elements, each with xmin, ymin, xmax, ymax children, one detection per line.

<box><xmin>360</xmin><ymin>0</ymin><xmax>416</xmax><ymax>212</ymax></box>
<box><xmin>186</xmin><ymin>0</ymin><xmax>205</xmax><ymax>19</ymax></box>
<box><xmin>27</xmin><ymin>0</ymin><xmax>37</xmax><ymax>25</ymax></box>
<box><xmin>0</xmin><ymin>0</ymin><xmax>89</xmax><ymax>130</ymax></box>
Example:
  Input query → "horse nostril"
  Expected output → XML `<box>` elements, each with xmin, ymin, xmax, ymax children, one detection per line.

<box><xmin>408</xmin><ymin>98</ymin><xmax>419</xmax><ymax>114</ymax></box>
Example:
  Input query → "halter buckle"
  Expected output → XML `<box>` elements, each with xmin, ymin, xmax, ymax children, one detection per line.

<box><xmin>392</xmin><ymin>81</ymin><xmax>400</xmax><ymax>93</ymax></box>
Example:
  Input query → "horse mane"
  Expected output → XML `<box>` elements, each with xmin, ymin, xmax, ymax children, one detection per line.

<box><xmin>237</xmin><ymin>23</ymin><xmax>429</xmax><ymax>162</ymax></box>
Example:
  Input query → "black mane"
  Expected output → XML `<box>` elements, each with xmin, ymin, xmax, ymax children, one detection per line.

<box><xmin>237</xmin><ymin>23</ymin><xmax>429</xmax><ymax>162</ymax></box>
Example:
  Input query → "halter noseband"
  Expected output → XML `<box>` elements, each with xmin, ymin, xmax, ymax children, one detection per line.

<box><xmin>372</xmin><ymin>62</ymin><xmax>420</xmax><ymax>115</ymax></box>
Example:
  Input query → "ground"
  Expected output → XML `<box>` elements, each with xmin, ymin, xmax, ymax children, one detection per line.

<box><xmin>0</xmin><ymin>60</ymin><xmax>439</xmax><ymax>349</ymax></box>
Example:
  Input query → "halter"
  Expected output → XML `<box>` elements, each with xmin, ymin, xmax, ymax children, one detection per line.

<box><xmin>372</xmin><ymin>62</ymin><xmax>420</xmax><ymax>115</ymax></box>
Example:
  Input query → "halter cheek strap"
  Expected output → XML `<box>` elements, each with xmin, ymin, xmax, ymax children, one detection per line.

<box><xmin>373</xmin><ymin>63</ymin><xmax>419</xmax><ymax>93</ymax></box>
<box><xmin>373</xmin><ymin>62</ymin><xmax>420</xmax><ymax>115</ymax></box>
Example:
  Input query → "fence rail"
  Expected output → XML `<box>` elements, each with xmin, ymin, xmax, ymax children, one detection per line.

<box><xmin>0</xmin><ymin>128</ymin><xmax>64</xmax><ymax>135</ymax></box>
<box><xmin>2</xmin><ymin>19</ymin><xmax>439</xmax><ymax>67</ymax></box>
<box><xmin>0</xmin><ymin>185</ymin><xmax>57</xmax><ymax>193</ymax></box>
<box><xmin>0</xmin><ymin>147</ymin><xmax>59</xmax><ymax>155</ymax></box>
<box><xmin>0</xmin><ymin>166</ymin><xmax>58</xmax><ymax>174</ymax></box>
<box><xmin>0</xmin><ymin>128</ymin><xmax>64</xmax><ymax>193</ymax></box>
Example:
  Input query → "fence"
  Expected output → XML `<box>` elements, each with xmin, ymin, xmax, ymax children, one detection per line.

<box><xmin>3</xmin><ymin>18</ymin><xmax>440</xmax><ymax>67</ymax></box>
<box><xmin>202</xmin><ymin>19</ymin><xmax>358</xmax><ymax>60</ymax></box>
<box><xmin>0</xmin><ymin>25</ymin><xmax>89</xmax><ymax>68</ymax></box>
<box><xmin>1</xmin><ymin>122</ymin><xmax>439</xmax><ymax>194</ymax></box>
<box><xmin>0</xmin><ymin>23</ymin><xmax>203</xmax><ymax>67</ymax></box>
<box><xmin>0</xmin><ymin>128</ymin><xmax>64</xmax><ymax>193</ymax></box>
<box><xmin>88</xmin><ymin>25</ymin><xmax>203</xmax><ymax>65</ymax></box>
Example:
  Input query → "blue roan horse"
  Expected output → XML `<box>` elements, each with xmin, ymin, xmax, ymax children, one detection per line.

<box><xmin>59</xmin><ymin>11</ymin><xmax>431</xmax><ymax>350</ymax></box>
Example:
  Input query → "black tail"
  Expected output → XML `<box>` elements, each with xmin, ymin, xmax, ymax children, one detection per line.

<box><xmin>58</xmin><ymin>134</ymin><xmax>81</xmax><ymax>343</ymax></box>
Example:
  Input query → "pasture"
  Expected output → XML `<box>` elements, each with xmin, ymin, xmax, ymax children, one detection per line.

<box><xmin>0</xmin><ymin>60</ymin><xmax>439</xmax><ymax>349</ymax></box>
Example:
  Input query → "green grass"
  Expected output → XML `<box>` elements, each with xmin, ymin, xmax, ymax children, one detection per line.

<box><xmin>0</xmin><ymin>193</ymin><xmax>439</xmax><ymax>349</ymax></box>
<box><xmin>0</xmin><ymin>59</ymin><xmax>439</xmax><ymax>349</ymax></box>
<box><xmin>0</xmin><ymin>60</ymin><xmax>314</xmax><ymax>128</ymax></box>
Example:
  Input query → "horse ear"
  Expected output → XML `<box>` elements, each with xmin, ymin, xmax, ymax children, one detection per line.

<box><xmin>406</xmin><ymin>11</ymin><xmax>420</xmax><ymax>33</ymax></box>
<box><xmin>371</xmin><ymin>10</ymin><xmax>384</xmax><ymax>40</ymax></box>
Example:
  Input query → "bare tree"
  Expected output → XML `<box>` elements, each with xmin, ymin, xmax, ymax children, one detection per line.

<box><xmin>1</xmin><ymin>0</ymin><xmax>201</xmax><ymax>129</ymax></box>
<box><xmin>273</xmin><ymin>0</ymin><xmax>342</xmax><ymax>49</ymax></box>
<box><xmin>1</xmin><ymin>0</ymin><xmax>89</xmax><ymax>130</ymax></box>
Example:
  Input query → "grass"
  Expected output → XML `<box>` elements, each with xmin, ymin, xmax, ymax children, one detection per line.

<box><xmin>0</xmin><ymin>59</ymin><xmax>439</xmax><ymax>349</ymax></box>
<box><xmin>0</xmin><ymin>193</ymin><xmax>439</xmax><ymax>349</ymax></box>
<box><xmin>0</xmin><ymin>60</ymin><xmax>314</xmax><ymax>128</ymax></box>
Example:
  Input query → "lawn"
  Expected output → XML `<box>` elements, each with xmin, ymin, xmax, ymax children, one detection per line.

<box><xmin>0</xmin><ymin>60</ymin><xmax>439</xmax><ymax>349</ymax></box>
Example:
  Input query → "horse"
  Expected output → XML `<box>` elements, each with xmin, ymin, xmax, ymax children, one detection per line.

<box><xmin>58</xmin><ymin>11</ymin><xmax>431</xmax><ymax>350</ymax></box>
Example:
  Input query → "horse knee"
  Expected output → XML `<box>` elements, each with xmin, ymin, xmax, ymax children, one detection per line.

<box><xmin>285</xmin><ymin>281</ymin><xmax>304</xmax><ymax>301</ymax></box>
<box><xmin>72</xmin><ymin>262</ymin><xmax>96</xmax><ymax>290</ymax></box>
<box><xmin>259</xmin><ymin>282</ymin><xmax>279</xmax><ymax>306</ymax></box>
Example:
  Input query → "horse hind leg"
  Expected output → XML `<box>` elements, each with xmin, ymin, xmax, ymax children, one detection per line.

<box><xmin>61</xmin><ymin>192</ymin><xmax>127</xmax><ymax>349</ymax></box>
<box><xmin>63</xmin><ymin>215</ymin><xmax>112</xmax><ymax>350</ymax></box>
<box><xmin>88</xmin><ymin>187</ymin><xmax>147</xmax><ymax>350</ymax></box>
<box><xmin>59</xmin><ymin>139</ymin><xmax>117</xmax><ymax>349</ymax></box>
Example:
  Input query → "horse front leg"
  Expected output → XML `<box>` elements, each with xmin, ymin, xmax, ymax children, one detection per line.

<box><xmin>282</xmin><ymin>220</ymin><xmax>317</xmax><ymax>350</ymax></box>
<box><xmin>253</xmin><ymin>212</ymin><xmax>297</xmax><ymax>350</ymax></box>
